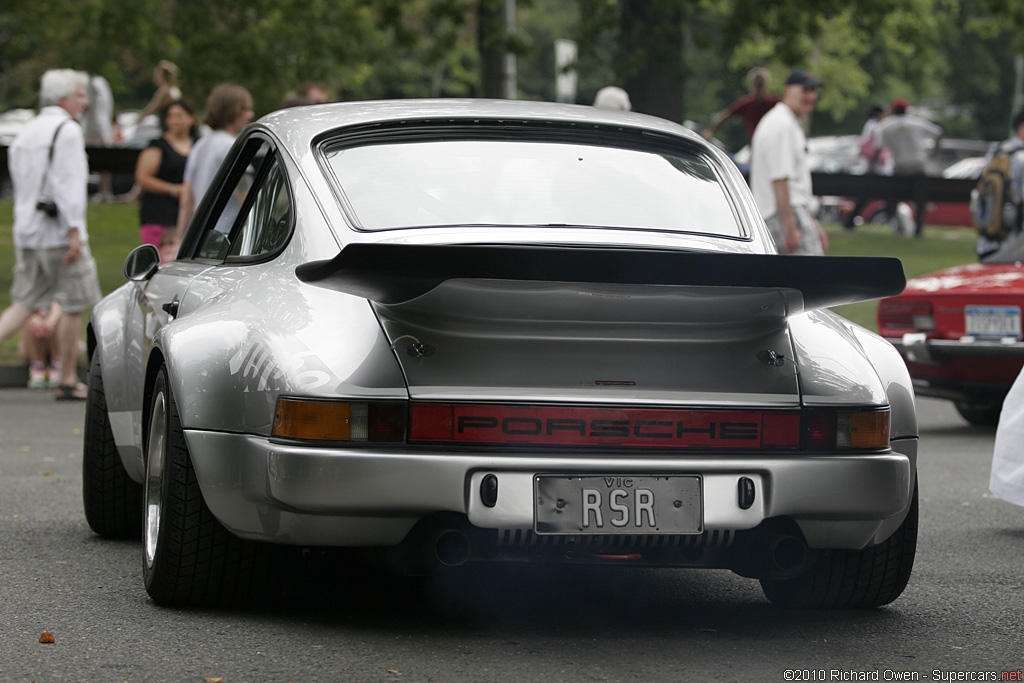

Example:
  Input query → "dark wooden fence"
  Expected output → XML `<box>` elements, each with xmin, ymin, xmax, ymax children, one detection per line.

<box><xmin>810</xmin><ymin>172</ymin><xmax>976</xmax><ymax>235</ymax></box>
<box><xmin>0</xmin><ymin>145</ymin><xmax>141</xmax><ymax>185</ymax></box>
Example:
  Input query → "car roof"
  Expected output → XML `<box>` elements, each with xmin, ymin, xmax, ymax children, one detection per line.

<box><xmin>254</xmin><ymin>98</ymin><xmax>704</xmax><ymax>150</ymax></box>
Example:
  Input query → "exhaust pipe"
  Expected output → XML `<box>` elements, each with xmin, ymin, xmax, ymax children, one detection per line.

<box><xmin>434</xmin><ymin>529</ymin><xmax>472</xmax><ymax>567</ymax></box>
<box><xmin>766</xmin><ymin>534</ymin><xmax>809</xmax><ymax>576</ymax></box>
<box><xmin>736</xmin><ymin>523</ymin><xmax>812</xmax><ymax>579</ymax></box>
<box><xmin>377</xmin><ymin>518</ymin><xmax>475</xmax><ymax>575</ymax></box>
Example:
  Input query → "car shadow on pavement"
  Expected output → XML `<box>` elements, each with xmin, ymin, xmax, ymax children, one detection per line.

<box><xmin>264</xmin><ymin>552</ymin><xmax>917</xmax><ymax>637</ymax></box>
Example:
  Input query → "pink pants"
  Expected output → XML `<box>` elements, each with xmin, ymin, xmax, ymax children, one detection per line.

<box><xmin>139</xmin><ymin>224</ymin><xmax>178</xmax><ymax>262</ymax></box>
<box><xmin>139</xmin><ymin>223</ymin><xmax>168</xmax><ymax>249</ymax></box>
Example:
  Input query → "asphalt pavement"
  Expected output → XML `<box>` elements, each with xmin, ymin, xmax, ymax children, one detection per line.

<box><xmin>1</xmin><ymin>389</ymin><xmax>1023</xmax><ymax>682</ymax></box>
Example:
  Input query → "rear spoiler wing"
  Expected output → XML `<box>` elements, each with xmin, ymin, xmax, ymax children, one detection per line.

<box><xmin>296</xmin><ymin>244</ymin><xmax>905</xmax><ymax>310</ymax></box>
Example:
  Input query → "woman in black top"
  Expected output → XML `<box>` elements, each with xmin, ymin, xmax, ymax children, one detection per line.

<box><xmin>135</xmin><ymin>99</ymin><xmax>197</xmax><ymax>261</ymax></box>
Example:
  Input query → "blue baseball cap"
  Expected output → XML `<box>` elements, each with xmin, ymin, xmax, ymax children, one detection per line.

<box><xmin>785</xmin><ymin>68</ymin><xmax>821</xmax><ymax>88</ymax></box>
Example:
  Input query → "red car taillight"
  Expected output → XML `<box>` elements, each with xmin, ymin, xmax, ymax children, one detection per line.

<box><xmin>878</xmin><ymin>300</ymin><xmax>935</xmax><ymax>332</ymax></box>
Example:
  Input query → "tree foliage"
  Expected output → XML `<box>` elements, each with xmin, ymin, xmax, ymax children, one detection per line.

<box><xmin>1</xmin><ymin>0</ymin><xmax>173</xmax><ymax>108</ymax></box>
<box><xmin>0</xmin><ymin>0</ymin><xmax>1022</xmax><ymax>146</ymax></box>
<box><xmin>572</xmin><ymin>0</ymin><xmax>1024</xmax><ymax>144</ymax></box>
<box><xmin>170</xmin><ymin>0</ymin><xmax>384</xmax><ymax>110</ymax></box>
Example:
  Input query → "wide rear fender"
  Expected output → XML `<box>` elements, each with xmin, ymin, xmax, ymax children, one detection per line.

<box><xmin>788</xmin><ymin>310</ymin><xmax>917</xmax><ymax>439</ymax></box>
<box><xmin>154</xmin><ymin>289</ymin><xmax>407</xmax><ymax>436</ymax></box>
<box><xmin>849</xmin><ymin>325</ymin><xmax>919</xmax><ymax>440</ymax></box>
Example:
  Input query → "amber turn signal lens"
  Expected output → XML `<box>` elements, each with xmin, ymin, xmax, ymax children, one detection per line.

<box><xmin>272</xmin><ymin>399</ymin><xmax>406</xmax><ymax>442</ymax></box>
<box><xmin>273</xmin><ymin>399</ymin><xmax>353</xmax><ymax>441</ymax></box>
<box><xmin>847</xmin><ymin>410</ymin><xmax>890</xmax><ymax>449</ymax></box>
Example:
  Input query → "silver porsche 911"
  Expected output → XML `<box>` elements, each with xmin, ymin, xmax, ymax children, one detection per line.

<box><xmin>83</xmin><ymin>99</ymin><xmax>917</xmax><ymax>609</ymax></box>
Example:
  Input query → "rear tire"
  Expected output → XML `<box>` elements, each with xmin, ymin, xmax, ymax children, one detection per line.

<box><xmin>83</xmin><ymin>352</ymin><xmax>142</xmax><ymax>539</ymax></box>
<box><xmin>143</xmin><ymin>367</ymin><xmax>281</xmax><ymax>607</ymax></box>
<box><xmin>760</xmin><ymin>478</ymin><xmax>918</xmax><ymax>609</ymax></box>
<box><xmin>954</xmin><ymin>399</ymin><xmax>1002</xmax><ymax>427</ymax></box>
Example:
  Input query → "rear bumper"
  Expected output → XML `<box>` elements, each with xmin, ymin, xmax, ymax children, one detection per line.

<box><xmin>186</xmin><ymin>430</ymin><xmax>917</xmax><ymax>552</ymax></box>
<box><xmin>888</xmin><ymin>332</ymin><xmax>1024</xmax><ymax>364</ymax></box>
<box><xmin>886</xmin><ymin>333</ymin><xmax>1023</xmax><ymax>400</ymax></box>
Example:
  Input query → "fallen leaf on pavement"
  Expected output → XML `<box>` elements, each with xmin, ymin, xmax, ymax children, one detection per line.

<box><xmin>39</xmin><ymin>632</ymin><xmax>55</xmax><ymax>644</ymax></box>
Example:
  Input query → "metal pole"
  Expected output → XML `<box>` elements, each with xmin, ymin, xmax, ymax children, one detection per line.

<box><xmin>504</xmin><ymin>0</ymin><xmax>517</xmax><ymax>99</ymax></box>
<box><xmin>554</xmin><ymin>39</ymin><xmax>578</xmax><ymax>103</ymax></box>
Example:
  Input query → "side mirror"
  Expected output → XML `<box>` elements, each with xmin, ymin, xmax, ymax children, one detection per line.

<box><xmin>123</xmin><ymin>244</ymin><xmax>161</xmax><ymax>281</ymax></box>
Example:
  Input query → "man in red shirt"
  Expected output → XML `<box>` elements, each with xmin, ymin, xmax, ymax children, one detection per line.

<box><xmin>702</xmin><ymin>67</ymin><xmax>781</xmax><ymax>144</ymax></box>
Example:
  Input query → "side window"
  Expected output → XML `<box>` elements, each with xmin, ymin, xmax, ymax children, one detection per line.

<box><xmin>227</xmin><ymin>156</ymin><xmax>292</xmax><ymax>259</ymax></box>
<box><xmin>194</xmin><ymin>138</ymin><xmax>292</xmax><ymax>261</ymax></box>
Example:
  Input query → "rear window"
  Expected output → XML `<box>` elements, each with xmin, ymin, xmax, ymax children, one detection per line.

<box><xmin>321</xmin><ymin>137</ymin><xmax>742</xmax><ymax>237</ymax></box>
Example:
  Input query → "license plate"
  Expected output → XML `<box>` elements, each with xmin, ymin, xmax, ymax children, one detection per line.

<box><xmin>965</xmin><ymin>305</ymin><xmax>1022</xmax><ymax>339</ymax></box>
<box><xmin>534</xmin><ymin>475</ymin><xmax>702</xmax><ymax>535</ymax></box>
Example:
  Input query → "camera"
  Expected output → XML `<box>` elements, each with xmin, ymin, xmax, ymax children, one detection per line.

<box><xmin>36</xmin><ymin>199</ymin><xmax>58</xmax><ymax>218</ymax></box>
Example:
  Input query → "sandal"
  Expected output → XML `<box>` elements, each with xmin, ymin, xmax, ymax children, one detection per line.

<box><xmin>55</xmin><ymin>383</ymin><xmax>88</xmax><ymax>401</ymax></box>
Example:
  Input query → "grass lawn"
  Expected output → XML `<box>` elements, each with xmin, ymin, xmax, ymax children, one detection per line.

<box><xmin>824</xmin><ymin>221</ymin><xmax>978</xmax><ymax>329</ymax></box>
<box><xmin>0</xmin><ymin>199</ymin><xmax>980</xmax><ymax>363</ymax></box>
<box><xmin>0</xmin><ymin>200</ymin><xmax>140</xmax><ymax>363</ymax></box>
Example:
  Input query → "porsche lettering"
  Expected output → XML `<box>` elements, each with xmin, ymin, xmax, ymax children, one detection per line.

<box><xmin>455</xmin><ymin>415</ymin><xmax>758</xmax><ymax>440</ymax></box>
<box><xmin>407</xmin><ymin>403</ymin><xmax>802</xmax><ymax>449</ymax></box>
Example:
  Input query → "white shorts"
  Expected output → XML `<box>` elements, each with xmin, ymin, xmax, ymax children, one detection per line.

<box><xmin>10</xmin><ymin>245</ymin><xmax>103</xmax><ymax>314</ymax></box>
<box><xmin>765</xmin><ymin>206</ymin><xmax>824</xmax><ymax>255</ymax></box>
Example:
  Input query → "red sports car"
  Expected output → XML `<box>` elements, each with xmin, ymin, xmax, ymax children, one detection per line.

<box><xmin>878</xmin><ymin>232</ymin><xmax>1024</xmax><ymax>425</ymax></box>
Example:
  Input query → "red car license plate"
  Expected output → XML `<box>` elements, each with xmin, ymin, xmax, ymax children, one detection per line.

<box><xmin>965</xmin><ymin>305</ymin><xmax>1022</xmax><ymax>339</ymax></box>
<box><xmin>534</xmin><ymin>475</ymin><xmax>702</xmax><ymax>535</ymax></box>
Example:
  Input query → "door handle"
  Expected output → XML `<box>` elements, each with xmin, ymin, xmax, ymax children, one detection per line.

<box><xmin>162</xmin><ymin>298</ymin><xmax>179</xmax><ymax>319</ymax></box>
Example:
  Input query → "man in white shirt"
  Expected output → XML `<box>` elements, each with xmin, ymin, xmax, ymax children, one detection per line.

<box><xmin>871</xmin><ymin>98</ymin><xmax>943</xmax><ymax>175</ymax></box>
<box><xmin>869</xmin><ymin>98</ymin><xmax>943</xmax><ymax>236</ymax></box>
<box><xmin>0</xmin><ymin>69</ymin><xmax>103</xmax><ymax>400</ymax></box>
<box><xmin>749</xmin><ymin>68</ymin><xmax>829</xmax><ymax>255</ymax></box>
<box><xmin>83</xmin><ymin>74</ymin><xmax>116</xmax><ymax>201</ymax></box>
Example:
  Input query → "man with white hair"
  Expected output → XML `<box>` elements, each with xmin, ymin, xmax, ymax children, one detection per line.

<box><xmin>592</xmin><ymin>86</ymin><xmax>631</xmax><ymax>112</ymax></box>
<box><xmin>0</xmin><ymin>69</ymin><xmax>103</xmax><ymax>400</ymax></box>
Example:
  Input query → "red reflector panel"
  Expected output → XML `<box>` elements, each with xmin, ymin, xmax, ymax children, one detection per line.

<box><xmin>367</xmin><ymin>403</ymin><xmax>408</xmax><ymax>442</ymax></box>
<box><xmin>762</xmin><ymin>412</ymin><xmax>802</xmax><ymax>448</ymax></box>
<box><xmin>804</xmin><ymin>409</ymin><xmax>836</xmax><ymax>450</ymax></box>
<box><xmin>409</xmin><ymin>403</ymin><xmax>454</xmax><ymax>441</ymax></box>
<box><xmin>409</xmin><ymin>404</ymin><xmax>801</xmax><ymax>449</ymax></box>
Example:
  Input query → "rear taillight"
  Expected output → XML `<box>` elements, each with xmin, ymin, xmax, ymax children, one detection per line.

<box><xmin>271</xmin><ymin>400</ymin><xmax>889</xmax><ymax>451</ymax></box>
<box><xmin>878</xmin><ymin>300</ymin><xmax>935</xmax><ymax>332</ymax></box>
<box><xmin>272</xmin><ymin>399</ymin><xmax>405</xmax><ymax>442</ymax></box>
<box><xmin>805</xmin><ymin>408</ymin><xmax>890</xmax><ymax>450</ymax></box>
